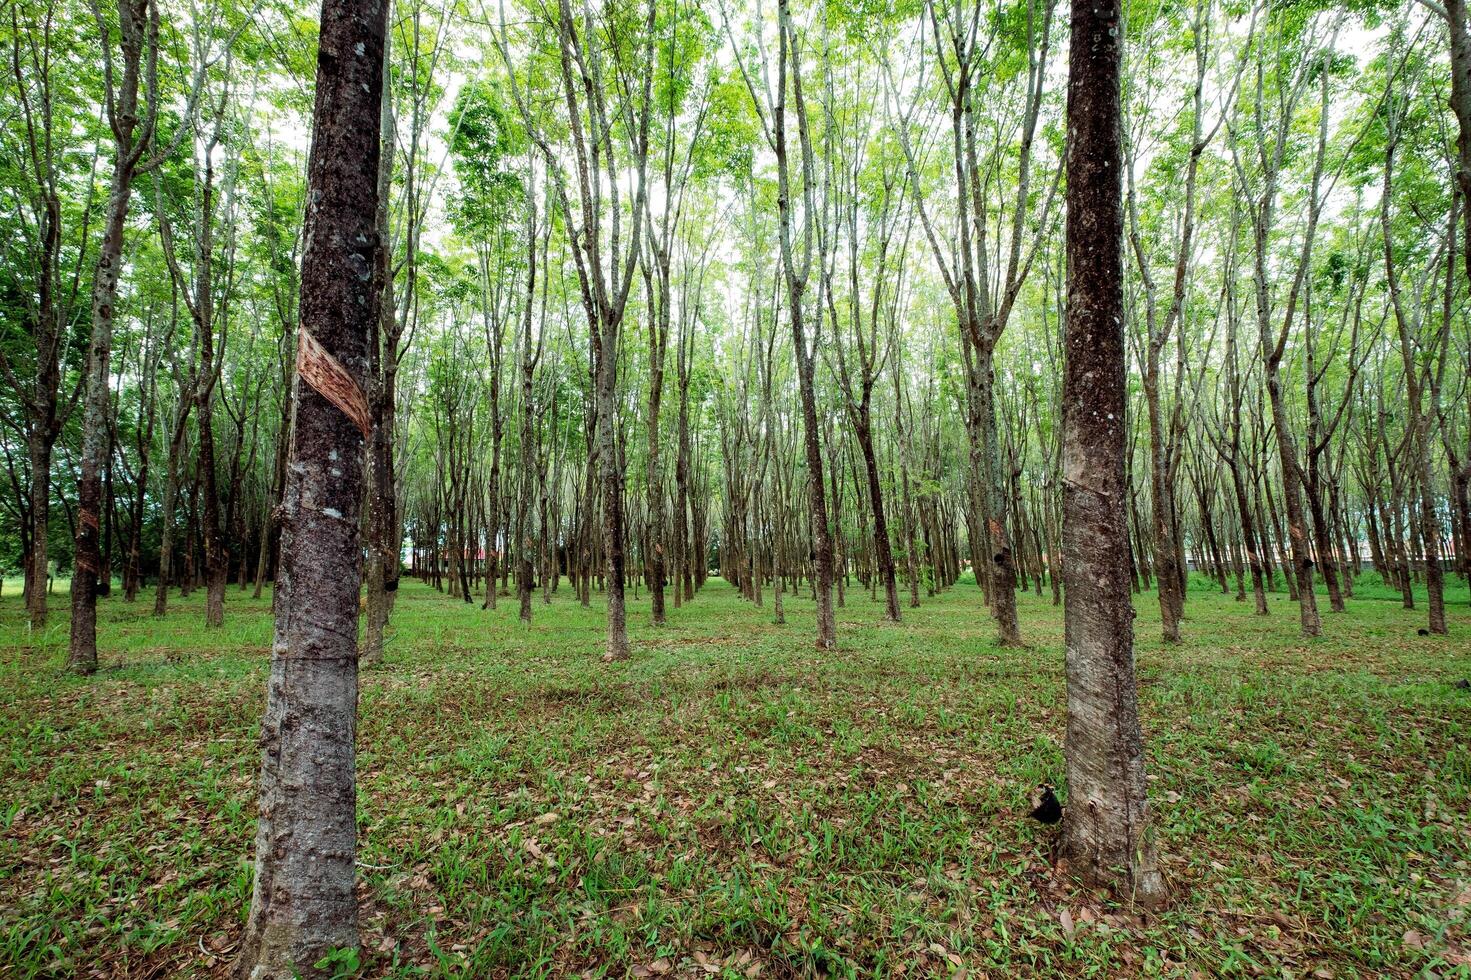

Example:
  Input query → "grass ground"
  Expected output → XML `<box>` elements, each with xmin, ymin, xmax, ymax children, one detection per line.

<box><xmin>0</xmin><ymin>570</ymin><xmax>1469</xmax><ymax>979</ymax></box>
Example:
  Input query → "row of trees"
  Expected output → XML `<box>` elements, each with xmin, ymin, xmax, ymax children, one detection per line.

<box><xmin>5</xmin><ymin>0</ymin><xmax>1465</xmax><ymax>671</ymax></box>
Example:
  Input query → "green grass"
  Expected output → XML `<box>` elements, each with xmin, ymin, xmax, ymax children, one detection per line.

<box><xmin>1</xmin><ymin>570</ymin><xmax>1469</xmax><ymax>978</ymax></box>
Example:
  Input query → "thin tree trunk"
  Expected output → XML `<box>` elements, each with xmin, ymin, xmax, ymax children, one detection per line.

<box><xmin>70</xmin><ymin>118</ymin><xmax>142</xmax><ymax>672</ymax></box>
<box><xmin>26</xmin><ymin>433</ymin><xmax>54</xmax><ymax>629</ymax></box>
<box><xmin>772</xmin><ymin>0</ymin><xmax>834</xmax><ymax>649</ymax></box>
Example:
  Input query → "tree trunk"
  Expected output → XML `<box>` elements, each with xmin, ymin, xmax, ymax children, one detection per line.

<box><xmin>856</xmin><ymin>414</ymin><xmax>899</xmax><ymax>622</ymax></box>
<box><xmin>125</xmin><ymin>443</ymin><xmax>149</xmax><ymax>602</ymax></box>
<box><xmin>26</xmin><ymin>433</ymin><xmax>53</xmax><ymax>628</ymax></box>
<box><xmin>596</xmin><ymin>325</ymin><xmax>630</xmax><ymax>660</ymax></box>
<box><xmin>644</xmin><ymin>266</ymin><xmax>669</xmax><ymax>627</ymax></box>
<box><xmin>153</xmin><ymin>401</ymin><xmax>190</xmax><ymax>615</ymax></box>
<box><xmin>190</xmin><ymin>141</ymin><xmax>229</xmax><ymax>630</ymax></box>
<box><xmin>70</xmin><ymin>147</ymin><xmax>138</xmax><ymax>673</ymax></box>
<box><xmin>1229</xmin><ymin>463</ymin><xmax>1269</xmax><ymax>615</ymax></box>
<box><xmin>1445</xmin><ymin>0</ymin><xmax>1471</xmax><ymax>308</ymax></box>
<box><xmin>361</xmin><ymin>48</ymin><xmax>397</xmax><ymax>663</ymax></box>
<box><xmin>773</xmin><ymin>0</ymin><xmax>834</xmax><ymax>650</ymax></box>
<box><xmin>236</xmin><ymin>0</ymin><xmax>388</xmax><ymax>969</ymax></box>
<box><xmin>517</xmin><ymin>183</ymin><xmax>540</xmax><ymax>625</ymax></box>
<box><xmin>1145</xmin><ymin>375</ymin><xmax>1183</xmax><ymax>642</ymax></box>
<box><xmin>1061</xmin><ymin>0</ymin><xmax>1165</xmax><ymax>904</ymax></box>
<box><xmin>1382</xmin><ymin>131</ymin><xmax>1448</xmax><ymax>634</ymax></box>
<box><xmin>14</xmin><ymin>163</ymin><xmax>67</xmax><ymax>631</ymax></box>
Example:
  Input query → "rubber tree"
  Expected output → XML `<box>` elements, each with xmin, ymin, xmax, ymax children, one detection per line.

<box><xmin>1061</xmin><ymin>0</ymin><xmax>1166</xmax><ymax>906</ymax></box>
<box><xmin>890</xmin><ymin>0</ymin><xmax>1059</xmax><ymax>646</ymax></box>
<box><xmin>70</xmin><ymin>0</ymin><xmax>222</xmax><ymax>665</ymax></box>
<box><xmin>235</xmin><ymin>0</ymin><xmax>389</xmax><ymax>969</ymax></box>
<box><xmin>69</xmin><ymin>0</ymin><xmax>162</xmax><ymax>673</ymax></box>
<box><xmin>496</xmin><ymin>0</ymin><xmax>655</xmax><ymax>659</ymax></box>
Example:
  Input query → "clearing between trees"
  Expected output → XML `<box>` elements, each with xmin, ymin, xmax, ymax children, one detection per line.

<box><xmin>2</xmin><ymin>576</ymin><xmax>1467</xmax><ymax>978</ymax></box>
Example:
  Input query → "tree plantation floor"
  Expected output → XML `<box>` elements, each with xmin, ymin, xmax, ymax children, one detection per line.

<box><xmin>1</xmin><ymin>577</ymin><xmax>1469</xmax><ymax>978</ymax></box>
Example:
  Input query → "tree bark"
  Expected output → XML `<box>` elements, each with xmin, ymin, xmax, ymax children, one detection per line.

<box><xmin>193</xmin><ymin>126</ymin><xmax>230</xmax><ymax>629</ymax></box>
<box><xmin>68</xmin><ymin>153</ymin><xmax>135</xmax><ymax>670</ymax></box>
<box><xmin>236</xmin><ymin>0</ymin><xmax>388</xmax><ymax>970</ymax></box>
<box><xmin>25</xmin><ymin>432</ymin><xmax>54</xmax><ymax>629</ymax></box>
<box><xmin>644</xmin><ymin>246</ymin><xmax>670</xmax><ymax>627</ymax></box>
<box><xmin>772</xmin><ymin>0</ymin><xmax>835</xmax><ymax>649</ymax></box>
<box><xmin>1061</xmin><ymin>0</ymin><xmax>1165</xmax><ymax>905</ymax></box>
<box><xmin>362</xmin><ymin>42</ymin><xmax>397</xmax><ymax>665</ymax></box>
<box><xmin>70</xmin><ymin>33</ymin><xmax>150</xmax><ymax>670</ymax></box>
<box><xmin>1246</xmin><ymin>38</ymin><xmax>1327</xmax><ymax>638</ymax></box>
<box><xmin>856</xmin><ymin>414</ymin><xmax>900</xmax><ymax>622</ymax></box>
<box><xmin>517</xmin><ymin>177</ymin><xmax>541</xmax><ymax>624</ymax></box>
<box><xmin>1382</xmin><ymin>125</ymin><xmax>1448</xmax><ymax>634</ymax></box>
